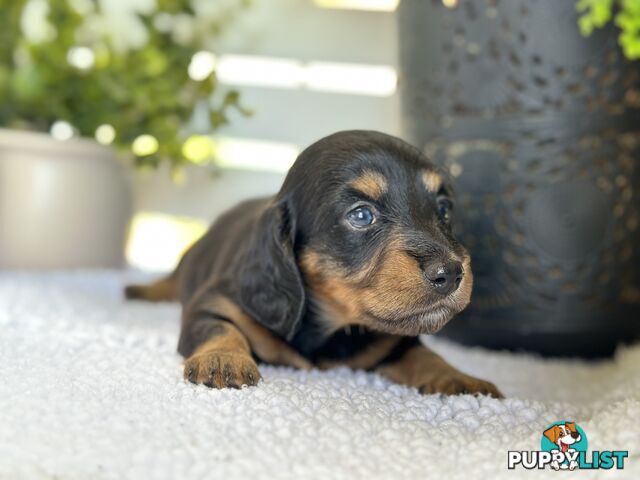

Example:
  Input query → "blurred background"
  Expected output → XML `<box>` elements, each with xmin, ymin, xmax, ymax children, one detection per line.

<box><xmin>0</xmin><ymin>0</ymin><xmax>402</xmax><ymax>272</ymax></box>
<box><xmin>0</xmin><ymin>0</ymin><xmax>638</xmax><ymax>356</ymax></box>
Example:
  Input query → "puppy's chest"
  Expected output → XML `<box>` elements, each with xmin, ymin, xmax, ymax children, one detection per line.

<box><xmin>291</xmin><ymin>318</ymin><xmax>378</xmax><ymax>361</ymax></box>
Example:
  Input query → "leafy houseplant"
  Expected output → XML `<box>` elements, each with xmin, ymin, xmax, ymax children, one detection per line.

<box><xmin>0</xmin><ymin>0</ymin><xmax>249</xmax><ymax>170</ymax></box>
<box><xmin>0</xmin><ymin>0</ymin><xmax>250</xmax><ymax>269</ymax></box>
<box><xmin>577</xmin><ymin>0</ymin><xmax>640</xmax><ymax>59</ymax></box>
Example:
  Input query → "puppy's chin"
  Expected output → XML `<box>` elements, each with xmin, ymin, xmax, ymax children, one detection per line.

<box><xmin>368</xmin><ymin>305</ymin><xmax>456</xmax><ymax>337</ymax></box>
<box><xmin>380</xmin><ymin>293</ymin><xmax>471</xmax><ymax>336</ymax></box>
<box><xmin>365</xmin><ymin>274</ymin><xmax>473</xmax><ymax>336</ymax></box>
<box><xmin>412</xmin><ymin>271</ymin><xmax>474</xmax><ymax>335</ymax></box>
<box><xmin>414</xmin><ymin>307</ymin><xmax>456</xmax><ymax>335</ymax></box>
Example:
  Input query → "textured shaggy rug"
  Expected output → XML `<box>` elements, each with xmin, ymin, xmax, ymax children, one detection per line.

<box><xmin>0</xmin><ymin>271</ymin><xmax>638</xmax><ymax>479</ymax></box>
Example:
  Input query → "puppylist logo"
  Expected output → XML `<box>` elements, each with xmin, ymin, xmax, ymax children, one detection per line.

<box><xmin>508</xmin><ymin>421</ymin><xmax>629</xmax><ymax>471</ymax></box>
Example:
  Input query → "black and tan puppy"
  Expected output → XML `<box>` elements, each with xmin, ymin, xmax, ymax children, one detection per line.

<box><xmin>126</xmin><ymin>130</ymin><xmax>501</xmax><ymax>396</ymax></box>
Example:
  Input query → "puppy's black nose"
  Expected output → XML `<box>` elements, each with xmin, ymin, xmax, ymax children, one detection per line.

<box><xmin>571</xmin><ymin>432</ymin><xmax>580</xmax><ymax>439</ymax></box>
<box><xmin>425</xmin><ymin>261</ymin><xmax>463</xmax><ymax>296</ymax></box>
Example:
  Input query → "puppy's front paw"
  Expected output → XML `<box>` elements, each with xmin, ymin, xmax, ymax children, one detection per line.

<box><xmin>416</xmin><ymin>372</ymin><xmax>502</xmax><ymax>397</ymax></box>
<box><xmin>184</xmin><ymin>350</ymin><xmax>261</xmax><ymax>389</ymax></box>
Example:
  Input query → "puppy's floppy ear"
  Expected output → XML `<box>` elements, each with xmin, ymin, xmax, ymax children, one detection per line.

<box><xmin>236</xmin><ymin>200</ymin><xmax>305</xmax><ymax>341</ymax></box>
<box><xmin>565</xmin><ymin>422</ymin><xmax>577</xmax><ymax>433</ymax></box>
<box><xmin>543</xmin><ymin>425</ymin><xmax>561</xmax><ymax>444</ymax></box>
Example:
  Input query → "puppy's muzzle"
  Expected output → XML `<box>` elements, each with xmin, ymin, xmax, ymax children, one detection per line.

<box><xmin>424</xmin><ymin>260</ymin><xmax>463</xmax><ymax>296</ymax></box>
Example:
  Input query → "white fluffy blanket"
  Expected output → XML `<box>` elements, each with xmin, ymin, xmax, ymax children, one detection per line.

<box><xmin>0</xmin><ymin>271</ymin><xmax>638</xmax><ymax>479</ymax></box>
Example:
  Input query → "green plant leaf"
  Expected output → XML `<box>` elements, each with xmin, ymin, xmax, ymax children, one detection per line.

<box><xmin>0</xmin><ymin>0</ymin><xmax>250</xmax><ymax>172</ymax></box>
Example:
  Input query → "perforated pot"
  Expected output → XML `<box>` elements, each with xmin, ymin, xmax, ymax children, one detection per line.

<box><xmin>398</xmin><ymin>0</ymin><xmax>640</xmax><ymax>357</ymax></box>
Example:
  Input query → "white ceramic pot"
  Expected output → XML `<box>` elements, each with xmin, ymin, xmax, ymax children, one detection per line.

<box><xmin>0</xmin><ymin>129</ymin><xmax>132</xmax><ymax>269</ymax></box>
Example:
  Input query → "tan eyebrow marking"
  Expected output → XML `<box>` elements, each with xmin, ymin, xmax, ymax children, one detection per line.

<box><xmin>422</xmin><ymin>169</ymin><xmax>443</xmax><ymax>193</ymax></box>
<box><xmin>349</xmin><ymin>170</ymin><xmax>388</xmax><ymax>199</ymax></box>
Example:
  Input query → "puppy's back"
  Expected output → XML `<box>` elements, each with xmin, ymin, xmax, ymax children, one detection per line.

<box><xmin>125</xmin><ymin>196</ymin><xmax>272</xmax><ymax>306</ymax></box>
<box><xmin>175</xmin><ymin>196</ymin><xmax>272</xmax><ymax>305</ymax></box>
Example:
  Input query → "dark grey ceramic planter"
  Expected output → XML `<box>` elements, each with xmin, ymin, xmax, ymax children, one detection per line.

<box><xmin>398</xmin><ymin>0</ymin><xmax>640</xmax><ymax>356</ymax></box>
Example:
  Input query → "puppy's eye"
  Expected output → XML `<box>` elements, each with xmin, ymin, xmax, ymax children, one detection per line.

<box><xmin>437</xmin><ymin>197</ymin><xmax>453</xmax><ymax>222</ymax></box>
<box><xmin>346</xmin><ymin>206</ymin><xmax>376</xmax><ymax>228</ymax></box>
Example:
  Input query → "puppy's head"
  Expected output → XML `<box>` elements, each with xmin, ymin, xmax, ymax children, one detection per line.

<box><xmin>279</xmin><ymin>130</ymin><xmax>472</xmax><ymax>337</ymax></box>
<box><xmin>543</xmin><ymin>423</ymin><xmax>581</xmax><ymax>447</ymax></box>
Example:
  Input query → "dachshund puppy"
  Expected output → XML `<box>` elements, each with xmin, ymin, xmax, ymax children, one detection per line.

<box><xmin>126</xmin><ymin>130</ymin><xmax>501</xmax><ymax>397</ymax></box>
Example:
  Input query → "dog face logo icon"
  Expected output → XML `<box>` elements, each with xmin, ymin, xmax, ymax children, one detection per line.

<box><xmin>541</xmin><ymin>421</ymin><xmax>588</xmax><ymax>471</ymax></box>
